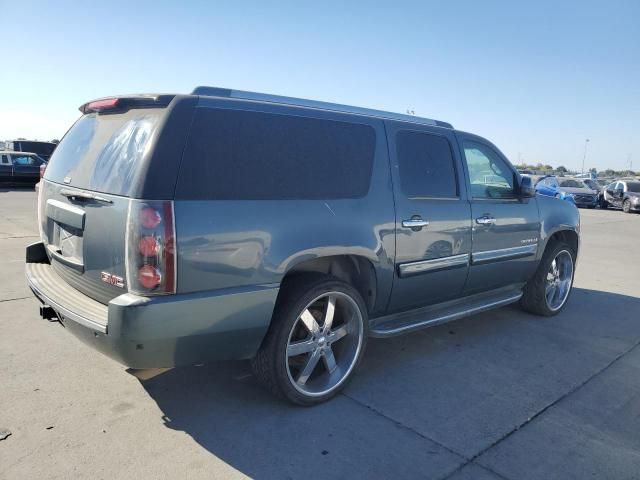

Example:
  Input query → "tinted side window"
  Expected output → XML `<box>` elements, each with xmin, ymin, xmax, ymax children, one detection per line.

<box><xmin>176</xmin><ymin>108</ymin><xmax>376</xmax><ymax>200</ymax></box>
<box><xmin>462</xmin><ymin>141</ymin><xmax>515</xmax><ymax>199</ymax></box>
<box><xmin>396</xmin><ymin>131</ymin><xmax>458</xmax><ymax>198</ymax></box>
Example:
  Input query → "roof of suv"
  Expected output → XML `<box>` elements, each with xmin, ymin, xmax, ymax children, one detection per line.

<box><xmin>191</xmin><ymin>86</ymin><xmax>454</xmax><ymax>129</ymax></box>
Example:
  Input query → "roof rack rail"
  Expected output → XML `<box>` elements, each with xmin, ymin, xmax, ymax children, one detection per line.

<box><xmin>191</xmin><ymin>86</ymin><xmax>453</xmax><ymax>129</ymax></box>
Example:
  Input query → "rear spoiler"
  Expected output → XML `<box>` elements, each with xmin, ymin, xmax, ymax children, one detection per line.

<box><xmin>79</xmin><ymin>94</ymin><xmax>176</xmax><ymax>114</ymax></box>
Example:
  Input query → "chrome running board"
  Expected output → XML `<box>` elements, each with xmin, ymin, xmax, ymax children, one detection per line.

<box><xmin>370</xmin><ymin>289</ymin><xmax>523</xmax><ymax>338</ymax></box>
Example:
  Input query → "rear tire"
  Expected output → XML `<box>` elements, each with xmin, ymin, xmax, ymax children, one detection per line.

<box><xmin>520</xmin><ymin>241</ymin><xmax>576</xmax><ymax>316</ymax></box>
<box><xmin>252</xmin><ymin>275</ymin><xmax>368</xmax><ymax>406</ymax></box>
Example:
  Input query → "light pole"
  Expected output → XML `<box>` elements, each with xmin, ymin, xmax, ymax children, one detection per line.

<box><xmin>581</xmin><ymin>138</ymin><xmax>590</xmax><ymax>174</ymax></box>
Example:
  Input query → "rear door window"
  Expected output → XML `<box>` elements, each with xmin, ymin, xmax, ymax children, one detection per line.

<box><xmin>44</xmin><ymin>109</ymin><xmax>162</xmax><ymax>196</ymax></box>
<box><xmin>396</xmin><ymin>130</ymin><xmax>458</xmax><ymax>198</ymax></box>
<box><xmin>627</xmin><ymin>182</ymin><xmax>640</xmax><ymax>193</ymax></box>
<box><xmin>176</xmin><ymin>108</ymin><xmax>376</xmax><ymax>200</ymax></box>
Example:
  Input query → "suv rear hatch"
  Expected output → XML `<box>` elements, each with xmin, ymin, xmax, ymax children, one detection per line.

<box><xmin>39</xmin><ymin>95</ymin><xmax>192</xmax><ymax>304</ymax></box>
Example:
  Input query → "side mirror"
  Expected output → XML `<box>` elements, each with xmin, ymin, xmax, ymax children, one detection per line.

<box><xmin>519</xmin><ymin>176</ymin><xmax>536</xmax><ymax>197</ymax></box>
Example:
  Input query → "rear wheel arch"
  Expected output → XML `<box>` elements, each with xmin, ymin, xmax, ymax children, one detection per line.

<box><xmin>279</xmin><ymin>255</ymin><xmax>378</xmax><ymax>315</ymax></box>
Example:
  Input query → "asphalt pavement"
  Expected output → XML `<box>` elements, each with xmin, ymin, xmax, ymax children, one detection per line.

<box><xmin>1</xmin><ymin>187</ymin><xmax>639</xmax><ymax>479</ymax></box>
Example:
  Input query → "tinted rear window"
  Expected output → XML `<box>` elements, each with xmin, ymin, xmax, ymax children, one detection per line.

<box><xmin>627</xmin><ymin>182</ymin><xmax>640</xmax><ymax>193</ymax></box>
<box><xmin>44</xmin><ymin>109</ymin><xmax>162</xmax><ymax>196</ymax></box>
<box><xmin>175</xmin><ymin>108</ymin><xmax>376</xmax><ymax>200</ymax></box>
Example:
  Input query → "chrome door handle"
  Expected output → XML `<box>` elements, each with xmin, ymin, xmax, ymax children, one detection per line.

<box><xmin>476</xmin><ymin>216</ymin><xmax>496</xmax><ymax>225</ymax></box>
<box><xmin>402</xmin><ymin>218</ymin><xmax>429</xmax><ymax>229</ymax></box>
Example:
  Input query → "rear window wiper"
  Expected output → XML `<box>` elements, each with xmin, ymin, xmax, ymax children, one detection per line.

<box><xmin>60</xmin><ymin>188</ymin><xmax>113</xmax><ymax>204</ymax></box>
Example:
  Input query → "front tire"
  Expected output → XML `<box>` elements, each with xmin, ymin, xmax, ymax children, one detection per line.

<box><xmin>520</xmin><ymin>241</ymin><xmax>576</xmax><ymax>316</ymax></box>
<box><xmin>623</xmin><ymin>199</ymin><xmax>631</xmax><ymax>213</ymax></box>
<box><xmin>252</xmin><ymin>275</ymin><xmax>368</xmax><ymax>406</ymax></box>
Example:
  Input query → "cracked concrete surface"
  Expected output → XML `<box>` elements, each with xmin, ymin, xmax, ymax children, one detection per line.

<box><xmin>1</xmin><ymin>188</ymin><xmax>639</xmax><ymax>479</ymax></box>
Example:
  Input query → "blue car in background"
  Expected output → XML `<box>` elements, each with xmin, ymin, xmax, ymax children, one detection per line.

<box><xmin>529</xmin><ymin>175</ymin><xmax>577</xmax><ymax>205</ymax></box>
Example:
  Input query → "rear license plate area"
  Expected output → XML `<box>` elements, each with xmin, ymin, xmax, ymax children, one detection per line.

<box><xmin>50</xmin><ymin>222</ymin><xmax>84</xmax><ymax>264</ymax></box>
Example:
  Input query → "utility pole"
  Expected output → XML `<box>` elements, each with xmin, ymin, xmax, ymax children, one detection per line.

<box><xmin>581</xmin><ymin>139</ymin><xmax>590</xmax><ymax>174</ymax></box>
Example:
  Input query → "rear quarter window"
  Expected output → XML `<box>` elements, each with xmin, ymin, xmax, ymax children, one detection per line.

<box><xmin>175</xmin><ymin>108</ymin><xmax>376</xmax><ymax>200</ymax></box>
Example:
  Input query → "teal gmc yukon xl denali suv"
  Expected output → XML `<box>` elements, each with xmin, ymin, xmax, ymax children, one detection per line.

<box><xmin>26</xmin><ymin>87</ymin><xmax>580</xmax><ymax>405</ymax></box>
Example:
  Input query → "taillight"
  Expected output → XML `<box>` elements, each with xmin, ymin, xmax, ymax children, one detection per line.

<box><xmin>126</xmin><ymin>200</ymin><xmax>176</xmax><ymax>295</ymax></box>
<box><xmin>39</xmin><ymin>163</ymin><xmax>47</xmax><ymax>179</ymax></box>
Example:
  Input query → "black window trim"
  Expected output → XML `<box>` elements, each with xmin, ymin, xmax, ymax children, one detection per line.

<box><xmin>395</xmin><ymin>128</ymin><xmax>461</xmax><ymax>201</ymax></box>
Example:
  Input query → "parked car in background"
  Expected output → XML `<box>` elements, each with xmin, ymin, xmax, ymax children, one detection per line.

<box><xmin>581</xmin><ymin>178</ymin><xmax>604</xmax><ymax>205</ymax></box>
<box><xmin>557</xmin><ymin>178</ymin><xmax>598</xmax><ymax>208</ymax></box>
<box><xmin>531</xmin><ymin>175</ymin><xmax>577</xmax><ymax>205</ymax></box>
<box><xmin>601</xmin><ymin>180</ymin><xmax>640</xmax><ymax>213</ymax></box>
<box><xmin>5</xmin><ymin>140</ymin><xmax>57</xmax><ymax>161</ymax></box>
<box><xmin>0</xmin><ymin>151</ymin><xmax>47</xmax><ymax>185</ymax></box>
<box><xmin>26</xmin><ymin>87</ymin><xmax>580</xmax><ymax>405</ymax></box>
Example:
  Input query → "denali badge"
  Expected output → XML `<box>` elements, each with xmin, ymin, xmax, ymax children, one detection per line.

<box><xmin>101</xmin><ymin>272</ymin><xmax>125</xmax><ymax>288</ymax></box>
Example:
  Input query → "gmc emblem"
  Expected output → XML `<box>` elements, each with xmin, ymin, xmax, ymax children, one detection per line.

<box><xmin>101</xmin><ymin>272</ymin><xmax>125</xmax><ymax>288</ymax></box>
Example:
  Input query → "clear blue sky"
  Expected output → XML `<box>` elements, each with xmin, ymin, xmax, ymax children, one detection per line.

<box><xmin>1</xmin><ymin>0</ymin><xmax>638</xmax><ymax>171</ymax></box>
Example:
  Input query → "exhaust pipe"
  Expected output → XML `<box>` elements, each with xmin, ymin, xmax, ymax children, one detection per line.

<box><xmin>39</xmin><ymin>305</ymin><xmax>58</xmax><ymax>321</ymax></box>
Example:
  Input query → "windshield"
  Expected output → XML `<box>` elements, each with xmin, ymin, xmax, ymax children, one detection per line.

<box><xmin>44</xmin><ymin>109</ymin><xmax>162</xmax><ymax>196</ymax></box>
<box><xmin>560</xmin><ymin>179</ymin><xmax>586</xmax><ymax>188</ymax></box>
<box><xmin>627</xmin><ymin>182</ymin><xmax>640</xmax><ymax>193</ymax></box>
<box><xmin>583</xmin><ymin>179</ymin><xmax>598</xmax><ymax>189</ymax></box>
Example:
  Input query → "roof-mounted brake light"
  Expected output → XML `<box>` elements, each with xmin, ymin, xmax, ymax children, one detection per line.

<box><xmin>79</xmin><ymin>94</ymin><xmax>176</xmax><ymax>114</ymax></box>
<box><xmin>85</xmin><ymin>98</ymin><xmax>120</xmax><ymax>112</ymax></box>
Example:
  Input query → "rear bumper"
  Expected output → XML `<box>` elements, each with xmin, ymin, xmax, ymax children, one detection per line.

<box><xmin>26</xmin><ymin>242</ymin><xmax>278</xmax><ymax>368</ymax></box>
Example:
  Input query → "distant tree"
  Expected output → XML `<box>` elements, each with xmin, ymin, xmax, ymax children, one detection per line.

<box><xmin>543</xmin><ymin>164</ymin><xmax>553</xmax><ymax>171</ymax></box>
<box><xmin>556</xmin><ymin>166</ymin><xmax>568</xmax><ymax>173</ymax></box>
<box><xmin>602</xmin><ymin>169</ymin><xmax>616</xmax><ymax>177</ymax></box>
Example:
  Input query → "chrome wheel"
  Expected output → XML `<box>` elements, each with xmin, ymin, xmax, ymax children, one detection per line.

<box><xmin>285</xmin><ymin>292</ymin><xmax>363</xmax><ymax>397</ymax></box>
<box><xmin>545</xmin><ymin>250</ymin><xmax>574</xmax><ymax>311</ymax></box>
